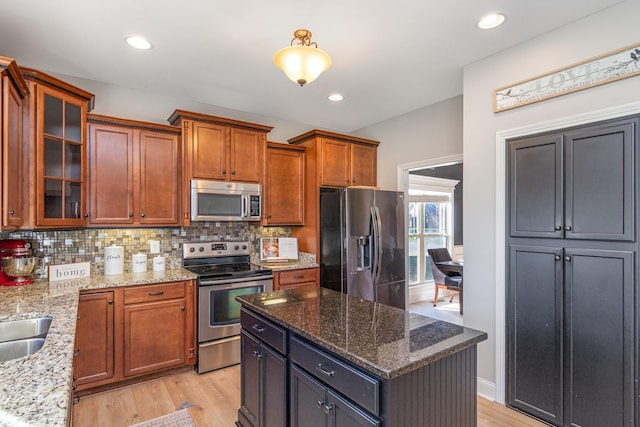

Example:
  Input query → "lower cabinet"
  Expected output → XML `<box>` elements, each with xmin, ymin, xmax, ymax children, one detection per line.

<box><xmin>74</xmin><ymin>291</ymin><xmax>115</xmax><ymax>386</ymax></box>
<box><xmin>74</xmin><ymin>280</ymin><xmax>196</xmax><ymax>392</ymax></box>
<box><xmin>291</xmin><ymin>365</ymin><xmax>380</xmax><ymax>427</ymax></box>
<box><xmin>273</xmin><ymin>267</ymin><xmax>319</xmax><ymax>291</ymax></box>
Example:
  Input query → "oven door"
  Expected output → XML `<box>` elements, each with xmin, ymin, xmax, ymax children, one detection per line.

<box><xmin>198</xmin><ymin>276</ymin><xmax>272</xmax><ymax>343</ymax></box>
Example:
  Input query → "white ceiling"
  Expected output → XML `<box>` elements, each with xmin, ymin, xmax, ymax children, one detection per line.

<box><xmin>0</xmin><ymin>0</ymin><xmax>626</xmax><ymax>132</ymax></box>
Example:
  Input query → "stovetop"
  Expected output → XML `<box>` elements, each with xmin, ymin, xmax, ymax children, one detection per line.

<box><xmin>182</xmin><ymin>240</ymin><xmax>272</xmax><ymax>281</ymax></box>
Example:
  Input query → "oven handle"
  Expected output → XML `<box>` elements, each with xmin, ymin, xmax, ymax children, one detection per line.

<box><xmin>199</xmin><ymin>335</ymin><xmax>240</xmax><ymax>348</ymax></box>
<box><xmin>199</xmin><ymin>277</ymin><xmax>273</xmax><ymax>291</ymax></box>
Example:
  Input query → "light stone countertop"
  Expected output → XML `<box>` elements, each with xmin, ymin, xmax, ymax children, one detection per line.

<box><xmin>0</xmin><ymin>268</ymin><xmax>197</xmax><ymax>427</ymax></box>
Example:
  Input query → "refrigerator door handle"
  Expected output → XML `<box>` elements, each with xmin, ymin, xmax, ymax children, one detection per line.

<box><xmin>371</xmin><ymin>206</ymin><xmax>383</xmax><ymax>282</ymax></box>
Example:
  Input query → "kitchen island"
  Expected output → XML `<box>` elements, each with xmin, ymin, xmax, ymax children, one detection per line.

<box><xmin>236</xmin><ymin>286</ymin><xmax>487</xmax><ymax>427</ymax></box>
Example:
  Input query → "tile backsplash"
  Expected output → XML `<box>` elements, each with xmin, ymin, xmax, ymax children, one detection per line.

<box><xmin>1</xmin><ymin>223</ymin><xmax>291</xmax><ymax>277</ymax></box>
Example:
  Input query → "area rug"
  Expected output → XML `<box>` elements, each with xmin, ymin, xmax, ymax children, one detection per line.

<box><xmin>129</xmin><ymin>409</ymin><xmax>195</xmax><ymax>427</ymax></box>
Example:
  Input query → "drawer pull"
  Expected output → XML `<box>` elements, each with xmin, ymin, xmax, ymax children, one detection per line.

<box><xmin>294</xmin><ymin>275</ymin><xmax>304</xmax><ymax>279</ymax></box>
<box><xmin>148</xmin><ymin>291</ymin><xmax>165</xmax><ymax>296</ymax></box>
<box><xmin>252</xmin><ymin>324</ymin><xmax>265</xmax><ymax>333</ymax></box>
<box><xmin>316</xmin><ymin>363</ymin><xmax>335</xmax><ymax>377</ymax></box>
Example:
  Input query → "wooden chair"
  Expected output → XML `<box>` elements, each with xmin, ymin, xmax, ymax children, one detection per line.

<box><xmin>427</xmin><ymin>248</ymin><xmax>463</xmax><ymax>314</ymax></box>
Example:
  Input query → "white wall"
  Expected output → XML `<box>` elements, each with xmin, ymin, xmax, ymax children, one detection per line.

<box><xmin>354</xmin><ymin>95</ymin><xmax>463</xmax><ymax>190</ymax></box>
<box><xmin>51</xmin><ymin>74</ymin><xmax>316</xmax><ymax>144</ymax></box>
<box><xmin>463</xmin><ymin>0</ymin><xmax>640</xmax><ymax>398</ymax></box>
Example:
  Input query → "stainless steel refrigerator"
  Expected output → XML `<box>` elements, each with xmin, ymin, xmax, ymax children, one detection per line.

<box><xmin>320</xmin><ymin>187</ymin><xmax>406</xmax><ymax>309</ymax></box>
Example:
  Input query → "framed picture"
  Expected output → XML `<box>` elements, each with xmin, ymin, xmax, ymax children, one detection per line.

<box><xmin>494</xmin><ymin>43</ymin><xmax>640</xmax><ymax>112</ymax></box>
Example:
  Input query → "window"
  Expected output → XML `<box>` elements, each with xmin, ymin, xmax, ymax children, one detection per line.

<box><xmin>408</xmin><ymin>175</ymin><xmax>458</xmax><ymax>286</ymax></box>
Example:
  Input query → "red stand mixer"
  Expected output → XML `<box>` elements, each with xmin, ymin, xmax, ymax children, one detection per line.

<box><xmin>0</xmin><ymin>239</ymin><xmax>37</xmax><ymax>286</ymax></box>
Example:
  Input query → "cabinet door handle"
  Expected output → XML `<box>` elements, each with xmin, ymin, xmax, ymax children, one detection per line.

<box><xmin>231</xmin><ymin>170</ymin><xmax>236</xmax><ymax>175</ymax></box>
<box><xmin>316</xmin><ymin>400</ymin><xmax>325</xmax><ymax>409</ymax></box>
<box><xmin>222</xmin><ymin>169</ymin><xmax>227</xmax><ymax>175</ymax></box>
<box><xmin>267</xmin><ymin>214</ymin><xmax>272</xmax><ymax>219</ymax></box>
<box><xmin>253</xmin><ymin>350</ymin><xmax>263</xmax><ymax>359</ymax></box>
<box><xmin>554</xmin><ymin>225</ymin><xmax>562</xmax><ymax>231</ymax></box>
<box><xmin>84</xmin><ymin>214</ymin><xmax>89</xmax><ymax>218</ymax></box>
<box><xmin>129</xmin><ymin>213</ymin><xmax>134</xmax><ymax>217</ymax></box>
<box><xmin>181</xmin><ymin>306</ymin><xmax>185</xmax><ymax>311</ymax></box>
<box><xmin>148</xmin><ymin>291</ymin><xmax>165</xmax><ymax>296</ymax></box>
<box><xmin>72</xmin><ymin>395</ymin><xmax>80</xmax><ymax>405</ymax></box>
<box><xmin>7</xmin><ymin>210</ymin><xmax>14</xmax><ymax>215</ymax></box>
<box><xmin>108</xmin><ymin>299</ymin><xmax>113</xmax><ymax>304</ymax></box>
<box><xmin>564</xmin><ymin>226</ymin><xmax>572</xmax><ymax>231</ymax></box>
<box><xmin>316</xmin><ymin>363</ymin><xmax>335</xmax><ymax>377</ymax></box>
<box><xmin>252</xmin><ymin>324</ymin><xmax>265</xmax><ymax>333</ymax></box>
<box><xmin>323</xmin><ymin>403</ymin><xmax>335</xmax><ymax>414</ymax></box>
<box><xmin>141</xmin><ymin>213</ymin><xmax>145</xmax><ymax>218</ymax></box>
<box><xmin>565</xmin><ymin>256</ymin><xmax>571</xmax><ymax>262</ymax></box>
<box><xmin>554</xmin><ymin>255</ymin><xmax>561</xmax><ymax>261</ymax></box>
<box><xmin>74</xmin><ymin>349</ymin><xmax>80</xmax><ymax>357</ymax></box>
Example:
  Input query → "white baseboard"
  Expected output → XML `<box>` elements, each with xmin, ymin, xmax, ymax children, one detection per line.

<box><xmin>408</xmin><ymin>283</ymin><xmax>432</xmax><ymax>304</ymax></box>
<box><xmin>477</xmin><ymin>377</ymin><xmax>496</xmax><ymax>402</ymax></box>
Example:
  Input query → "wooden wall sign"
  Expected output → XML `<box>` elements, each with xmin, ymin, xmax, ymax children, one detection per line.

<box><xmin>494</xmin><ymin>43</ymin><xmax>640</xmax><ymax>112</ymax></box>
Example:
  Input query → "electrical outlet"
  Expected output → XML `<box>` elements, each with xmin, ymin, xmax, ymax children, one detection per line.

<box><xmin>149</xmin><ymin>240</ymin><xmax>160</xmax><ymax>254</ymax></box>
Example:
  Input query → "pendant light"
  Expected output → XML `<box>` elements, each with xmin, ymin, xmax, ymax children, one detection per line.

<box><xmin>274</xmin><ymin>29</ymin><xmax>331</xmax><ymax>86</ymax></box>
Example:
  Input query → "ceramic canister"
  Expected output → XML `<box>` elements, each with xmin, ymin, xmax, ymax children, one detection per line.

<box><xmin>152</xmin><ymin>256</ymin><xmax>165</xmax><ymax>272</ymax></box>
<box><xmin>132</xmin><ymin>253</ymin><xmax>148</xmax><ymax>273</ymax></box>
<box><xmin>104</xmin><ymin>246</ymin><xmax>124</xmax><ymax>275</ymax></box>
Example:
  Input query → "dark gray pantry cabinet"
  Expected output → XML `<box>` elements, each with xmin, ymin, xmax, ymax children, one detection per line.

<box><xmin>506</xmin><ymin>115</ymin><xmax>639</xmax><ymax>427</ymax></box>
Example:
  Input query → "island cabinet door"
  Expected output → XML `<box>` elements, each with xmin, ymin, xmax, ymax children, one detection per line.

<box><xmin>240</xmin><ymin>331</ymin><xmax>261</xmax><ymax>426</ymax></box>
<box><xmin>291</xmin><ymin>365</ymin><xmax>329</xmax><ymax>427</ymax></box>
<box><xmin>328</xmin><ymin>389</ymin><xmax>380</xmax><ymax>427</ymax></box>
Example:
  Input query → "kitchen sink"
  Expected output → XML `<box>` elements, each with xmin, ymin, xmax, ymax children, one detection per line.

<box><xmin>0</xmin><ymin>338</ymin><xmax>46</xmax><ymax>362</ymax></box>
<box><xmin>0</xmin><ymin>316</ymin><xmax>52</xmax><ymax>343</ymax></box>
<box><xmin>0</xmin><ymin>317</ymin><xmax>52</xmax><ymax>362</ymax></box>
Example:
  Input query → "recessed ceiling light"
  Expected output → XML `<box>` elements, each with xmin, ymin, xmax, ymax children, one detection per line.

<box><xmin>477</xmin><ymin>13</ymin><xmax>506</xmax><ymax>30</ymax></box>
<box><xmin>125</xmin><ymin>35</ymin><xmax>153</xmax><ymax>50</ymax></box>
<box><xmin>328</xmin><ymin>93</ymin><xmax>344</xmax><ymax>102</ymax></box>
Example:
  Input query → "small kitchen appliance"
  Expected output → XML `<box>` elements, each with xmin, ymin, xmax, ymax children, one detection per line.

<box><xmin>0</xmin><ymin>239</ymin><xmax>37</xmax><ymax>286</ymax></box>
<box><xmin>182</xmin><ymin>241</ymin><xmax>273</xmax><ymax>373</ymax></box>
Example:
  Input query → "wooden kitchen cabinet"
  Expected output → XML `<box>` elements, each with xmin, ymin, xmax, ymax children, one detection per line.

<box><xmin>75</xmin><ymin>291</ymin><xmax>115</xmax><ymax>388</ymax></box>
<box><xmin>288</xmin><ymin>129</ymin><xmax>379</xmax><ymax>255</ymax></box>
<box><xmin>22</xmin><ymin>67</ymin><xmax>94</xmax><ymax>228</ymax></box>
<box><xmin>0</xmin><ymin>57</ymin><xmax>29</xmax><ymax>229</ymax></box>
<box><xmin>273</xmin><ymin>267</ymin><xmax>318</xmax><ymax>291</ymax></box>
<box><xmin>87</xmin><ymin>115</ymin><xmax>181</xmax><ymax>226</ymax></box>
<box><xmin>263</xmin><ymin>142</ymin><xmax>305</xmax><ymax>226</ymax></box>
<box><xmin>74</xmin><ymin>280</ymin><xmax>196</xmax><ymax>393</ymax></box>
<box><xmin>168</xmin><ymin>110</ymin><xmax>273</xmax><ymax>226</ymax></box>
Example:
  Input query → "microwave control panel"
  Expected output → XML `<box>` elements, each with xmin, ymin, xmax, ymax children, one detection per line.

<box><xmin>249</xmin><ymin>195</ymin><xmax>261</xmax><ymax>217</ymax></box>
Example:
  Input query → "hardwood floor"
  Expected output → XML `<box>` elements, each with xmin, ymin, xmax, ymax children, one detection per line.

<box><xmin>73</xmin><ymin>366</ymin><xmax>547</xmax><ymax>427</ymax></box>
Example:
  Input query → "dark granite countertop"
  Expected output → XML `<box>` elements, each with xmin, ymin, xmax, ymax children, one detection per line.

<box><xmin>237</xmin><ymin>286</ymin><xmax>487</xmax><ymax>379</ymax></box>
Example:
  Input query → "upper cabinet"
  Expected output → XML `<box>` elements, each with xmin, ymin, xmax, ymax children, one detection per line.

<box><xmin>509</xmin><ymin>116</ymin><xmax>637</xmax><ymax>241</ymax></box>
<box><xmin>263</xmin><ymin>142</ymin><xmax>305</xmax><ymax>226</ymax></box>
<box><xmin>289</xmin><ymin>129</ymin><xmax>378</xmax><ymax>188</ymax></box>
<box><xmin>87</xmin><ymin>115</ymin><xmax>181</xmax><ymax>227</ymax></box>
<box><xmin>22</xmin><ymin>67</ymin><xmax>94</xmax><ymax>229</ymax></box>
<box><xmin>168</xmin><ymin>110</ymin><xmax>273</xmax><ymax>225</ymax></box>
<box><xmin>0</xmin><ymin>56</ymin><xmax>29</xmax><ymax>229</ymax></box>
<box><xmin>288</xmin><ymin>129</ymin><xmax>379</xmax><ymax>255</ymax></box>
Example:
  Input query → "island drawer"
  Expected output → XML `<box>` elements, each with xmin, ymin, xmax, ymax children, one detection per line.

<box><xmin>241</xmin><ymin>308</ymin><xmax>287</xmax><ymax>354</ymax></box>
<box><xmin>290</xmin><ymin>335</ymin><xmax>380</xmax><ymax>416</ymax></box>
<box><xmin>123</xmin><ymin>281</ymin><xmax>186</xmax><ymax>304</ymax></box>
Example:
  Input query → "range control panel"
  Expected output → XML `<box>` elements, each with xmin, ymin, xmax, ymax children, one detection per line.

<box><xmin>183</xmin><ymin>241</ymin><xmax>250</xmax><ymax>258</ymax></box>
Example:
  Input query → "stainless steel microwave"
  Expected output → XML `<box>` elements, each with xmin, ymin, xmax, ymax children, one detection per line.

<box><xmin>190</xmin><ymin>180</ymin><xmax>261</xmax><ymax>221</ymax></box>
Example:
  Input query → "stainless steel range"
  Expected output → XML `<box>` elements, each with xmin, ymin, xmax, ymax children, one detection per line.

<box><xmin>182</xmin><ymin>241</ymin><xmax>273</xmax><ymax>373</ymax></box>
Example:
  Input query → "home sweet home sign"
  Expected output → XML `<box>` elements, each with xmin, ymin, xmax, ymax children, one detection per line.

<box><xmin>494</xmin><ymin>43</ymin><xmax>640</xmax><ymax>112</ymax></box>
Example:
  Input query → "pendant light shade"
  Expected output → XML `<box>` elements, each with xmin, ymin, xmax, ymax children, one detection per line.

<box><xmin>274</xmin><ymin>29</ymin><xmax>331</xmax><ymax>86</ymax></box>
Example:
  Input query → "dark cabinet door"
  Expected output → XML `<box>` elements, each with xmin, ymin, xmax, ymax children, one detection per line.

<box><xmin>509</xmin><ymin>134</ymin><xmax>563</xmax><ymax>238</ymax></box>
<box><xmin>564</xmin><ymin>119</ymin><xmax>635</xmax><ymax>241</ymax></box>
<box><xmin>262</xmin><ymin>343</ymin><xmax>287</xmax><ymax>427</ymax></box>
<box><xmin>507</xmin><ymin>245</ymin><xmax>563</xmax><ymax>425</ymax></box>
<box><xmin>563</xmin><ymin>248</ymin><xmax>634</xmax><ymax>427</ymax></box>
<box><xmin>328</xmin><ymin>389</ymin><xmax>380</xmax><ymax>427</ymax></box>
<box><xmin>290</xmin><ymin>365</ymin><xmax>328</xmax><ymax>427</ymax></box>
<box><xmin>240</xmin><ymin>331</ymin><xmax>261</xmax><ymax>427</ymax></box>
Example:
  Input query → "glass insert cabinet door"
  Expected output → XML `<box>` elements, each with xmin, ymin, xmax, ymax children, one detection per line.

<box><xmin>37</xmin><ymin>86</ymin><xmax>86</xmax><ymax>226</ymax></box>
